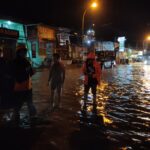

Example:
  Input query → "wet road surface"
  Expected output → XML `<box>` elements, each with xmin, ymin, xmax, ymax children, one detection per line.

<box><xmin>0</xmin><ymin>64</ymin><xmax>150</xmax><ymax>150</ymax></box>
<box><xmin>76</xmin><ymin>63</ymin><xmax>150</xmax><ymax>150</ymax></box>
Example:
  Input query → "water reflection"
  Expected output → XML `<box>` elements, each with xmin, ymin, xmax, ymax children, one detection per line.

<box><xmin>77</xmin><ymin>64</ymin><xmax>150</xmax><ymax>149</ymax></box>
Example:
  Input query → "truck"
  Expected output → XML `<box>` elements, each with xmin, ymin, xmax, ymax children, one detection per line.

<box><xmin>96</xmin><ymin>51</ymin><xmax>116</xmax><ymax>69</ymax></box>
<box><xmin>95</xmin><ymin>41</ymin><xmax>117</xmax><ymax>68</ymax></box>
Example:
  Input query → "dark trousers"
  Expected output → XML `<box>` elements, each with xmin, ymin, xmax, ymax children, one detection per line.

<box><xmin>84</xmin><ymin>83</ymin><xmax>97</xmax><ymax>111</ymax></box>
<box><xmin>84</xmin><ymin>84</ymin><xmax>97</xmax><ymax>96</ymax></box>
<box><xmin>14</xmin><ymin>89</ymin><xmax>36</xmax><ymax>123</ymax></box>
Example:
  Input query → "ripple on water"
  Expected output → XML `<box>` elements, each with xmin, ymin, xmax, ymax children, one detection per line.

<box><xmin>77</xmin><ymin>65</ymin><xmax>150</xmax><ymax>149</ymax></box>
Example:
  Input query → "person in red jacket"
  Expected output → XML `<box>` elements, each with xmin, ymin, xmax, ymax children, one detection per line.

<box><xmin>82</xmin><ymin>52</ymin><xmax>101</xmax><ymax>114</ymax></box>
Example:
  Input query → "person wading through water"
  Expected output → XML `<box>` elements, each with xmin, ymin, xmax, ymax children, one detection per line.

<box><xmin>82</xmin><ymin>52</ymin><xmax>101</xmax><ymax>114</ymax></box>
<box><xmin>48</xmin><ymin>53</ymin><xmax>65</xmax><ymax>110</ymax></box>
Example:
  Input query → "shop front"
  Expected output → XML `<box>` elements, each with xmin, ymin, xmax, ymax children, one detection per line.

<box><xmin>0</xmin><ymin>27</ymin><xmax>19</xmax><ymax>61</ymax></box>
<box><xmin>27</xmin><ymin>24</ymin><xmax>56</xmax><ymax>67</ymax></box>
<box><xmin>0</xmin><ymin>20</ymin><xmax>26</xmax><ymax>44</ymax></box>
<box><xmin>56</xmin><ymin>27</ymin><xmax>71</xmax><ymax>60</ymax></box>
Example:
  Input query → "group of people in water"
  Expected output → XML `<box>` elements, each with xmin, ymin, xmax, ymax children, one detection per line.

<box><xmin>0</xmin><ymin>45</ymin><xmax>101</xmax><ymax>126</ymax></box>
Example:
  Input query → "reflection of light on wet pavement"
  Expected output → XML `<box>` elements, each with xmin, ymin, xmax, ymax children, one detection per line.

<box><xmin>78</xmin><ymin>79</ymin><xmax>113</xmax><ymax>125</ymax></box>
<box><xmin>142</xmin><ymin>65</ymin><xmax>150</xmax><ymax>90</ymax></box>
<box><xmin>77</xmin><ymin>64</ymin><xmax>150</xmax><ymax>149</ymax></box>
<box><xmin>100</xmin><ymin>113</ymin><xmax>113</xmax><ymax>124</ymax></box>
<box><xmin>137</xmin><ymin>116</ymin><xmax>150</xmax><ymax>121</ymax></box>
<box><xmin>120</xmin><ymin>147</ymin><xmax>132</xmax><ymax>150</ymax></box>
<box><xmin>97</xmin><ymin>82</ymin><xmax>113</xmax><ymax>125</ymax></box>
<box><xmin>97</xmin><ymin>82</ymin><xmax>108</xmax><ymax>91</ymax></box>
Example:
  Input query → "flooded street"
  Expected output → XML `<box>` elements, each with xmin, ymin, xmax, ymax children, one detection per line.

<box><xmin>1</xmin><ymin>64</ymin><xmax>150</xmax><ymax>150</ymax></box>
<box><xmin>77</xmin><ymin>63</ymin><xmax>150</xmax><ymax>150</ymax></box>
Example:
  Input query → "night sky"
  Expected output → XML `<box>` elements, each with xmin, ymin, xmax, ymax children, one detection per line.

<box><xmin>0</xmin><ymin>0</ymin><xmax>150</xmax><ymax>46</ymax></box>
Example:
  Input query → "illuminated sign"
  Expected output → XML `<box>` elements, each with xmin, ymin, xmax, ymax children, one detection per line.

<box><xmin>117</xmin><ymin>37</ymin><xmax>126</xmax><ymax>52</ymax></box>
<box><xmin>38</xmin><ymin>26</ymin><xmax>55</xmax><ymax>41</ymax></box>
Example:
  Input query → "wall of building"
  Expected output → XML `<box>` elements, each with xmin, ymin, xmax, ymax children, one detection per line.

<box><xmin>27</xmin><ymin>24</ymin><xmax>56</xmax><ymax>67</ymax></box>
<box><xmin>0</xmin><ymin>20</ymin><xmax>26</xmax><ymax>44</ymax></box>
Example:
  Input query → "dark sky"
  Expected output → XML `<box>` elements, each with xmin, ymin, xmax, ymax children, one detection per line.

<box><xmin>0</xmin><ymin>0</ymin><xmax>150</xmax><ymax>45</ymax></box>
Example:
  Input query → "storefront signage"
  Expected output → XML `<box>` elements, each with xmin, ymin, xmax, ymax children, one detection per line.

<box><xmin>117</xmin><ymin>37</ymin><xmax>126</xmax><ymax>52</ymax></box>
<box><xmin>0</xmin><ymin>28</ymin><xmax>19</xmax><ymax>39</ymax></box>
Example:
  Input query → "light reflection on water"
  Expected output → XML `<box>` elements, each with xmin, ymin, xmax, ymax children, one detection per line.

<box><xmin>77</xmin><ymin>64</ymin><xmax>150</xmax><ymax>149</ymax></box>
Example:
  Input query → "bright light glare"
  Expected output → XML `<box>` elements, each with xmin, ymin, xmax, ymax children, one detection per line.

<box><xmin>87</xmin><ymin>40</ymin><xmax>91</xmax><ymax>44</ymax></box>
<box><xmin>147</xmin><ymin>36</ymin><xmax>150</xmax><ymax>41</ymax></box>
<box><xmin>7</xmin><ymin>21</ymin><xmax>12</xmax><ymax>25</ymax></box>
<box><xmin>91</xmin><ymin>2</ymin><xmax>97</xmax><ymax>8</ymax></box>
<box><xmin>87</xmin><ymin>30</ymin><xmax>92</xmax><ymax>34</ymax></box>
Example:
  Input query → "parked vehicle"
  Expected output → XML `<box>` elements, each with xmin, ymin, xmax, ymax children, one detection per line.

<box><xmin>96</xmin><ymin>51</ymin><xmax>116</xmax><ymax>69</ymax></box>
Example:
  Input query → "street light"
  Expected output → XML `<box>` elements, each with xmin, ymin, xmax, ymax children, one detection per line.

<box><xmin>82</xmin><ymin>1</ymin><xmax>98</xmax><ymax>45</ymax></box>
<box><xmin>147</xmin><ymin>36</ymin><xmax>150</xmax><ymax>41</ymax></box>
<box><xmin>91</xmin><ymin>2</ymin><xmax>98</xmax><ymax>8</ymax></box>
<box><xmin>143</xmin><ymin>35</ymin><xmax>150</xmax><ymax>65</ymax></box>
<box><xmin>143</xmin><ymin>35</ymin><xmax>150</xmax><ymax>50</ymax></box>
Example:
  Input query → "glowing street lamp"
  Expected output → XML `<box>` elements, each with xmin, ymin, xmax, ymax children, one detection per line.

<box><xmin>143</xmin><ymin>35</ymin><xmax>150</xmax><ymax>51</ymax></box>
<box><xmin>91</xmin><ymin>2</ymin><xmax>98</xmax><ymax>8</ymax></box>
<box><xmin>82</xmin><ymin>1</ymin><xmax>98</xmax><ymax>45</ymax></box>
<box><xmin>147</xmin><ymin>36</ymin><xmax>150</xmax><ymax>41</ymax></box>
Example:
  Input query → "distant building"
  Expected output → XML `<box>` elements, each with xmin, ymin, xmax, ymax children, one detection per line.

<box><xmin>26</xmin><ymin>24</ymin><xmax>56</xmax><ymax>67</ymax></box>
<box><xmin>0</xmin><ymin>19</ymin><xmax>26</xmax><ymax>44</ymax></box>
<box><xmin>56</xmin><ymin>27</ymin><xmax>71</xmax><ymax>59</ymax></box>
<box><xmin>95</xmin><ymin>41</ymin><xmax>115</xmax><ymax>51</ymax></box>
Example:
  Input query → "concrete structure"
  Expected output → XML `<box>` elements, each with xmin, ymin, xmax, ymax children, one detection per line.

<box><xmin>0</xmin><ymin>27</ymin><xmax>19</xmax><ymax>60</ymax></box>
<box><xmin>26</xmin><ymin>24</ymin><xmax>56</xmax><ymax>67</ymax></box>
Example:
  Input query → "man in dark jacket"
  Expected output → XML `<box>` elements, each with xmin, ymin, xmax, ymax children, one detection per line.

<box><xmin>13</xmin><ymin>44</ymin><xmax>36</xmax><ymax>125</ymax></box>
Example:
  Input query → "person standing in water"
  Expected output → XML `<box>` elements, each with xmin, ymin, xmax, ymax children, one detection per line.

<box><xmin>82</xmin><ymin>52</ymin><xmax>101</xmax><ymax>114</ymax></box>
<box><xmin>48</xmin><ymin>53</ymin><xmax>65</xmax><ymax>110</ymax></box>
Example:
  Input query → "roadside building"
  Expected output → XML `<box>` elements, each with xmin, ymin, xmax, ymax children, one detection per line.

<box><xmin>0</xmin><ymin>19</ymin><xmax>26</xmax><ymax>44</ymax></box>
<box><xmin>56</xmin><ymin>27</ymin><xmax>71</xmax><ymax>60</ymax></box>
<box><xmin>0</xmin><ymin>27</ymin><xmax>19</xmax><ymax>60</ymax></box>
<box><xmin>0</xmin><ymin>20</ymin><xmax>22</xmax><ymax>60</ymax></box>
<box><xmin>26</xmin><ymin>24</ymin><xmax>56</xmax><ymax>67</ymax></box>
<box><xmin>0</xmin><ymin>19</ymin><xmax>26</xmax><ymax>60</ymax></box>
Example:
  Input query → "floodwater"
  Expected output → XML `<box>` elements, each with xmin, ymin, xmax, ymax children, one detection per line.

<box><xmin>77</xmin><ymin>64</ymin><xmax>150</xmax><ymax>150</ymax></box>
<box><xmin>1</xmin><ymin>64</ymin><xmax>150</xmax><ymax>149</ymax></box>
